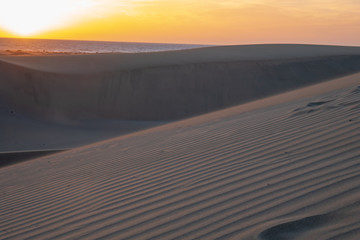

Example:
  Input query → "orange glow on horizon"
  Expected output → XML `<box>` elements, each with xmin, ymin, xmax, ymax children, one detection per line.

<box><xmin>0</xmin><ymin>0</ymin><xmax>359</xmax><ymax>45</ymax></box>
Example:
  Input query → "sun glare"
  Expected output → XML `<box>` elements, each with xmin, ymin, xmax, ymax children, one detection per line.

<box><xmin>0</xmin><ymin>0</ymin><xmax>96</xmax><ymax>36</ymax></box>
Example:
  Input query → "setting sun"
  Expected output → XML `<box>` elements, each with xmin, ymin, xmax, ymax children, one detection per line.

<box><xmin>0</xmin><ymin>0</ymin><xmax>360</xmax><ymax>238</ymax></box>
<box><xmin>0</xmin><ymin>0</ymin><xmax>96</xmax><ymax>36</ymax></box>
<box><xmin>0</xmin><ymin>0</ymin><xmax>359</xmax><ymax>45</ymax></box>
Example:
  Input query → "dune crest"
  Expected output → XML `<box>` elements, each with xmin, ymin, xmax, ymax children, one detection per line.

<box><xmin>0</xmin><ymin>71</ymin><xmax>360</xmax><ymax>239</ymax></box>
<box><xmin>1</xmin><ymin>45</ymin><xmax>360</xmax><ymax>239</ymax></box>
<box><xmin>1</xmin><ymin>44</ymin><xmax>360</xmax><ymax>122</ymax></box>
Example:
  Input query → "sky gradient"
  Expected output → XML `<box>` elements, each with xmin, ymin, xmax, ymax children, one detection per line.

<box><xmin>0</xmin><ymin>0</ymin><xmax>359</xmax><ymax>45</ymax></box>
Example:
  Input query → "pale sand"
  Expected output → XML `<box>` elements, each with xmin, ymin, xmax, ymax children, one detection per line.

<box><xmin>1</xmin><ymin>44</ymin><xmax>360</xmax><ymax>239</ymax></box>
<box><xmin>0</xmin><ymin>71</ymin><xmax>360</xmax><ymax>239</ymax></box>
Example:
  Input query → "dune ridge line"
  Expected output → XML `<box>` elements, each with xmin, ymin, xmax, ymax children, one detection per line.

<box><xmin>1</xmin><ymin>44</ymin><xmax>360</xmax><ymax>121</ymax></box>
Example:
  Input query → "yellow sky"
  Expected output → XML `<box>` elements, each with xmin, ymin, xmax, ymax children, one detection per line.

<box><xmin>0</xmin><ymin>0</ymin><xmax>359</xmax><ymax>45</ymax></box>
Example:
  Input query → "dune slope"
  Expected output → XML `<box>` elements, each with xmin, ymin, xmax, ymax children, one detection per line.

<box><xmin>1</xmin><ymin>44</ymin><xmax>360</xmax><ymax>121</ymax></box>
<box><xmin>0</xmin><ymin>73</ymin><xmax>359</xmax><ymax>239</ymax></box>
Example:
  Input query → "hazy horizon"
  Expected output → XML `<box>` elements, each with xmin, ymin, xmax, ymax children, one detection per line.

<box><xmin>1</xmin><ymin>37</ymin><xmax>360</xmax><ymax>48</ymax></box>
<box><xmin>0</xmin><ymin>0</ymin><xmax>359</xmax><ymax>46</ymax></box>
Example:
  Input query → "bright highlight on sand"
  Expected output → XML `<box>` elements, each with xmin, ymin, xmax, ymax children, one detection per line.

<box><xmin>0</xmin><ymin>0</ymin><xmax>96</xmax><ymax>36</ymax></box>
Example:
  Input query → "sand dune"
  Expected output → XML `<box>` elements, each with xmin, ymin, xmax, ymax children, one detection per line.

<box><xmin>1</xmin><ymin>44</ymin><xmax>360</xmax><ymax>121</ymax></box>
<box><xmin>0</xmin><ymin>71</ymin><xmax>359</xmax><ymax>239</ymax></box>
<box><xmin>0</xmin><ymin>108</ymin><xmax>163</xmax><ymax>152</ymax></box>
<box><xmin>1</xmin><ymin>44</ymin><xmax>360</xmax><ymax>74</ymax></box>
<box><xmin>0</xmin><ymin>150</ymin><xmax>64</xmax><ymax>168</ymax></box>
<box><xmin>0</xmin><ymin>89</ymin><xmax>163</xmax><ymax>152</ymax></box>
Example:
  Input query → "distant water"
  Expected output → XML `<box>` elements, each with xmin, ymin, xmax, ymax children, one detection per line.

<box><xmin>0</xmin><ymin>38</ymin><xmax>208</xmax><ymax>54</ymax></box>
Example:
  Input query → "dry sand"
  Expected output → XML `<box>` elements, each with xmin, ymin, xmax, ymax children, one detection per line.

<box><xmin>1</xmin><ymin>44</ymin><xmax>360</xmax><ymax>122</ymax></box>
<box><xmin>0</xmin><ymin>44</ymin><xmax>360</xmax><ymax>239</ymax></box>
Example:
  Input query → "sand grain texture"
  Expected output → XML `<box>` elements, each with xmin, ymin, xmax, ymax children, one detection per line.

<box><xmin>1</xmin><ymin>72</ymin><xmax>360</xmax><ymax>239</ymax></box>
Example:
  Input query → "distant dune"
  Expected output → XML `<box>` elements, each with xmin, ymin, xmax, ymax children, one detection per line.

<box><xmin>0</xmin><ymin>70</ymin><xmax>359</xmax><ymax>239</ymax></box>
<box><xmin>1</xmin><ymin>44</ymin><xmax>360</xmax><ymax>121</ymax></box>
<box><xmin>1</xmin><ymin>44</ymin><xmax>360</xmax><ymax>239</ymax></box>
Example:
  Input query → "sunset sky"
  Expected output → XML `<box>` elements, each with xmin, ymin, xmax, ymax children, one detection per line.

<box><xmin>0</xmin><ymin>0</ymin><xmax>359</xmax><ymax>45</ymax></box>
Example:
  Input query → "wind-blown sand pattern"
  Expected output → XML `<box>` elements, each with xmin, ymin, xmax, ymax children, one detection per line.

<box><xmin>1</xmin><ymin>45</ymin><xmax>360</xmax><ymax>239</ymax></box>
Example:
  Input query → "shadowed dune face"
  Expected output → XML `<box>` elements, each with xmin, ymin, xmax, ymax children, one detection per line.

<box><xmin>1</xmin><ymin>55</ymin><xmax>360</xmax><ymax>121</ymax></box>
<box><xmin>0</xmin><ymin>150</ymin><xmax>64</xmax><ymax>168</ymax></box>
<box><xmin>259</xmin><ymin>214</ymin><xmax>330</xmax><ymax>240</ymax></box>
<box><xmin>0</xmin><ymin>79</ymin><xmax>359</xmax><ymax>239</ymax></box>
<box><xmin>259</xmin><ymin>201</ymin><xmax>360</xmax><ymax>240</ymax></box>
